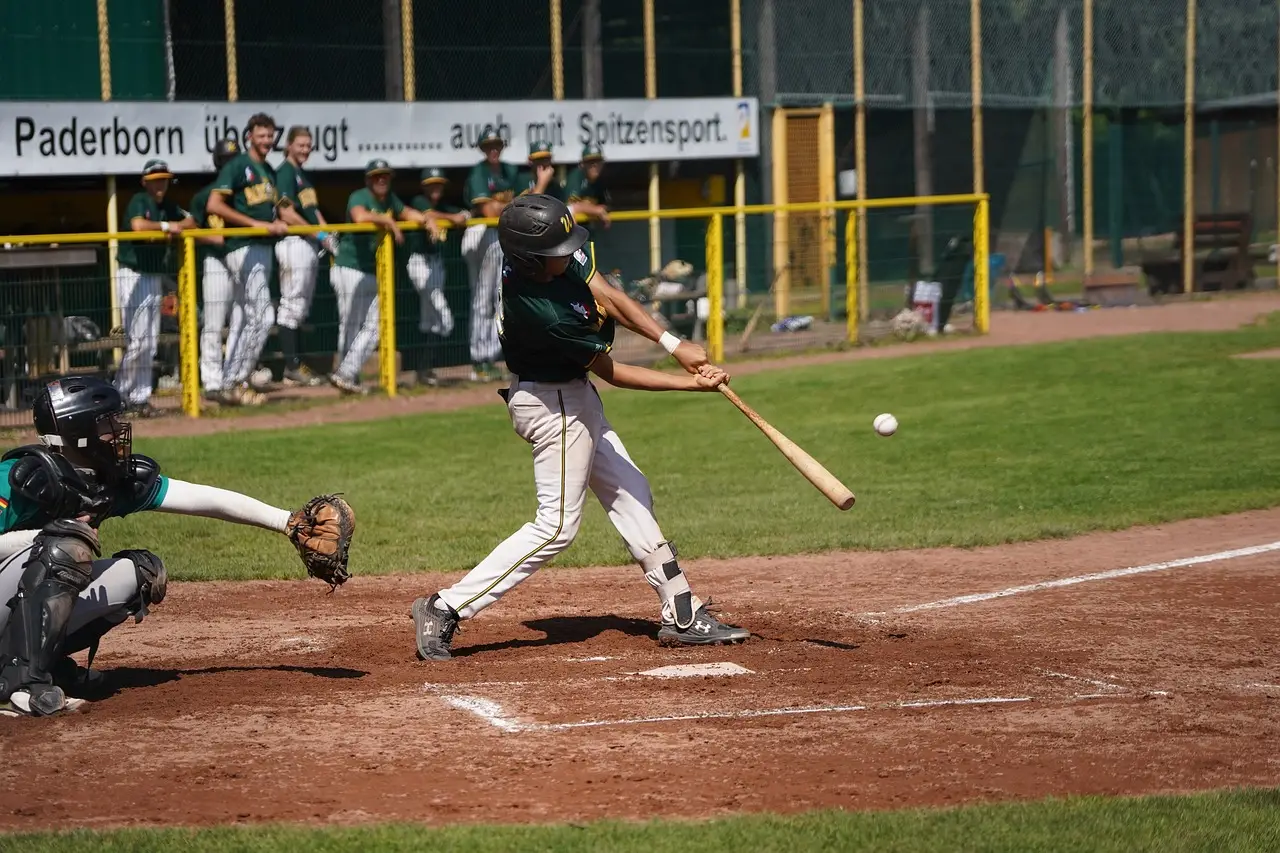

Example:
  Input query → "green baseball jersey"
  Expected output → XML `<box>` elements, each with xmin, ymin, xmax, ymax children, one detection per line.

<box><xmin>517</xmin><ymin>169</ymin><xmax>565</xmax><ymax>202</ymax></box>
<box><xmin>211</xmin><ymin>153</ymin><xmax>287</xmax><ymax>252</ymax></box>
<box><xmin>0</xmin><ymin>456</ymin><xmax>170</xmax><ymax>534</ymax></box>
<box><xmin>498</xmin><ymin>241</ymin><xmax>614</xmax><ymax>382</ymax></box>
<box><xmin>404</xmin><ymin>195</ymin><xmax>460</xmax><ymax>256</ymax></box>
<box><xmin>335</xmin><ymin>187</ymin><xmax>406</xmax><ymax>273</ymax></box>
<box><xmin>275</xmin><ymin>160</ymin><xmax>322</xmax><ymax>226</ymax></box>
<box><xmin>464</xmin><ymin>162</ymin><xmax>521</xmax><ymax>212</ymax></box>
<box><xmin>116</xmin><ymin>191</ymin><xmax>187</xmax><ymax>274</ymax></box>
<box><xmin>189</xmin><ymin>182</ymin><xmax>228</xmax><ymax>261</ymax></box>
<box><xmin>564</xmin><ymin>168</ymin><xmax>610</xmax><ymax>208</ymax></box>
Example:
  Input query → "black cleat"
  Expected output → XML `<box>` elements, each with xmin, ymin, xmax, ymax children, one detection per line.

<box><xmin>412</xmin><ymin>594</ymin><xmax>460</xmax><ymax>661</ymax></box>
<box><xmin>657</xmin><ymin>606</ymin><xmax>751</xmax><ymax>646</ymax></box>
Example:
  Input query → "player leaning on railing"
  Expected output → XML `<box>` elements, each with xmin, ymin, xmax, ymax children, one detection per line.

<box><xmin>114</xmin><ymin>159</ymin><xmax>195</xmax><ymax>419</ymax></box>
<box><xmin>404</xmin><ymin>168</ymin><xmax>468</xmax><ymax>387</ymax></box>
<box><xmin>329</xmin><ymin>159</ymin><xmax>440</xmax><ymax>396</ymax></box>
<box><xmin>274</xmin><ymin>126</ymin><xmax>339</xmax><ymax>388</ymax></box>
<box><xmin>202</xmin><ymin>113</ymin><xmax>310</xmax><ymax>407</ymax></box>
<box><xmin>0</xmin><ymin>377</ymin><xmax>354</xmax><ymax>717</ymax></box>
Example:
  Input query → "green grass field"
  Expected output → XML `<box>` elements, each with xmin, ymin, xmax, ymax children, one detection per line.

<box><xmin>112</xmin><ymin>319</ymin><xmax>1280</xmax><ymax>583</ymax></box>
<box><xmin>13</xmin><ymin>789</ymin><xmax>1280</xmax><ymax>852</ymax></box>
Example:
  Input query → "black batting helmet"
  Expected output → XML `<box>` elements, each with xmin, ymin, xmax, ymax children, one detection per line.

<box><xmin>32</xmin><ymin>376</ymin><xmax>132</xmax><ymax>480</ymax></box>
<box><xmin>213</xmin><ymin>137</ymin><xmax>240</xmax><ymax>169</ymax></box>
<box><xmin>498</xmin><ymin>194</ymin><xmax>588</xmax><ymax>277</ymax></box>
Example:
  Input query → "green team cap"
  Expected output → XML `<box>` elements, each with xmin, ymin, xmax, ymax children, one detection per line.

<box><xmin>420</xmin><ymin>167</ymin><xmax>447</xmax><ymax>185</ymax></box>
<box><xmin>581</xmin><ymin>143</ymin><xmax>604</xmax><ymax>162</ymax></box>
<box><xmin>142</xmin><ymin>158</ymin><xmax>175</xmax><ymax>181</ymax></box>
<box><xmin>478</xmin><ymin>131</ymin><xmax>505</xmax><ymax>150</ymax></box>
<box><xmin>528</xmin><ymin>140</ymin><xmax>553</xmax><ymax>161</ymax></box>
<box><xmin>365</xmin><ymin>159</ymin><xmax>393</xmax><ymax>176</ymax></box>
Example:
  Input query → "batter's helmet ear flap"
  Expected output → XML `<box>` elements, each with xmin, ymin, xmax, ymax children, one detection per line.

<box><xmin>498</xmin><ymin>194</ymin><xmax>589</xmax><ymax>269</ymax></box>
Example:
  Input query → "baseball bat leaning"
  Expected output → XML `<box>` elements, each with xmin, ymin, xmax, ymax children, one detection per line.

<box><xmin>717</xmin><ymin>384</ymin><xmax>856</xmax><ymax>511</ymax></box>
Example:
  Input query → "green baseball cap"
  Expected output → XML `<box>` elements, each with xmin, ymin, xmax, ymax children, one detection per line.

<box><xmin>420</xmin><ymin>167</ymin><xmax>447</xmax><ymax>185</ymax></box>
<box><xmin>142</xmin><ymin>158</ymin><xmax>175</xmax><ymax>181</ymax></box>
<box><xmin>528</xmin><ymin>141</ymin><xmax>553</xmax><ymax>161</ymax></box>
<box><xmin>581</xmin><ymin>143</ymin><xmax>604</xmax><ymax>162</ymax></box>
<box><xmin>365</xmin><ymin>159</ymin><xmax>393</xmax><ymax>176</ymax></box>
<box><xmin>478</xmin><ymin>131</ymin><xmax>505</xmax><ymax>150</ymax></box>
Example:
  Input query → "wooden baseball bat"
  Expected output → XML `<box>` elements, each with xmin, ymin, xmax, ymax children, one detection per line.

<box><xmin>717</xmin><ymin>384</ymin><xmax>856</xmax><ymax>511</ymax></box>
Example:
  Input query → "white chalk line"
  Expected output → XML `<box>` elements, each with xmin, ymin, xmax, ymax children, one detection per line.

<box><xmin>421</xmin><ymin>667</ymin><xmax>810</xmax><ymax>692</ymax></box>
<box><xmin>1037</xmin><ymin>669</ymin><xmax>1128</xmax><ymax>693</ymax></box>
<box><xmin>438</xmin><ymin>691</ymin><xmax>1134</xmax><ymax>733</ymax></box>
<box><xmin>862</xmin><ymin>540</ymin><xmax>1280</xmax><ymax>618</ymax></box>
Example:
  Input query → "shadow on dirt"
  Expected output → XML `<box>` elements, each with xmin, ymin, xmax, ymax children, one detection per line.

<box><xmin>76</xmin><ymin>664</ymin><xmax>368</xmax><ymax>698</ymax></box>
<box><xmin>452</xmin><ymin>614</ymin><xmax>657</xmax><ymax>657</ymax></box>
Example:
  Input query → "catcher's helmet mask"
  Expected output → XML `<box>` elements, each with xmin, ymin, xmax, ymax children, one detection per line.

<box><xmin>498</xmin><ymin>194</ymin><xmax>589</xmax><ymax>278</ymax></box>
<box><xmin>33</xmin><ymin>376</ymin><xmax>132</xmax><ymax>481</ymax></box>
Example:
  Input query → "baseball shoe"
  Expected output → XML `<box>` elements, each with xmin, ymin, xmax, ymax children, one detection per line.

<box><xmin>249</xmin><ymin>366</ymin><xmax>274</xmax><ymax>389</ymax></box>
<box><xmin>0</xmin><ymin>686</ymin><xmax>86</xmax><ymax>718</ymax></box>
<box><xmin>415</xmin><ymin>368</ymin><xmax>440</xmax><ymax>387</ymax></box>
<box><xmin>52</xmin><ymin>657</ymin><xmax>105</xmax><ymax>694</ymax></box>
<box><xmin>328</xmin><ymin>373</ymin><xmax>368</xmax><ymax>396</ymax></box>
<box><xmin>657</xmin><ymin>605</ymin><xmax>751</xmax><ymax>647</ymax></box>
<box><xmin>221</xmin><ymin>385</ymin><xmax>268</xmax><ymax>407</ymax></box>
<box><xmin>124</xmin><ymin>402</ymin><xmax>163</xmax><ymax>419</ymax></box>
<box><xmin>411</xmin><ymin>594</ymin><xmax>460</xmax><ymax>661</ymax></box>
<box><xmin>282</xmin><ymin>365</ymin><xmax>325</xmax><ymax>387</ymax></box>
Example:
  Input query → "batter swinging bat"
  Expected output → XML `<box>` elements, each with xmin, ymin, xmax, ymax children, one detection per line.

<box><xmin>717</xmin><ymin>384</ymin><xmax>856</xmax><ymax>511</ymax></box>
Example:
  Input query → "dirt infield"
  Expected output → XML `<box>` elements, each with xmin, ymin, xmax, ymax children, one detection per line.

<box><xmin>9</xmin><ymin>291</ymin><xmax>1267</xmax><ymax>443</ymax></box>
<box><xmin>1</xmin><ymin>508</ymin><xmax>1277</xmax><ymax>830</ymax></box>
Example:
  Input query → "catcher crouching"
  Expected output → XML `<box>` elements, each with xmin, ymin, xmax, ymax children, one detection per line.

<box><xmin>0</xmin><ymin>377</ymin><xmax>354</xmax><ymax>717</ymax></box>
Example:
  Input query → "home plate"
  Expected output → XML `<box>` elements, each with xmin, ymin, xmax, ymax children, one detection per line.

<box><xmin>636</xmin><ymin>662</ymin><xmax>754</xmax><ymax>678</ymax></box>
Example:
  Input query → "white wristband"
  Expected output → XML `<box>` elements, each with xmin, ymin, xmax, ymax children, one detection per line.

<box><xmin>659</xmin><ymin>331</ymin><xmax>681</xmax><ymax>355</ymax></box>
<box><xmin>160</xmin><ymin>221</ymin><xmax>171</xmax><ymax>233</ymax></box>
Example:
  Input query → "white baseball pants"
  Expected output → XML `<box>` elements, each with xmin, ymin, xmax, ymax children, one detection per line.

<box><xmin>330</xmin><ymin>265</ymin><xmax>379</xmax><ymax>383</ymax></box>
<box><xmin>113</xmin><ymin>266</ymin><xmax>165</xmax><ymax>406</ymax></box>
<box><xmin>274</xmin><ymin>235</ymin><xmax>319</xmax><ymax>330</ymax></box>
<box><xmin>220</xmin><ymin>245</ymin><xmax>276</xmax><ymax>388</ymax></box>
<box><xmin>437</xmin><ymin>377</ymin><xmax>703</xmax><ymax>624</ymax></box>
<box><xmin>407</xmin><ymin>252</ymin><xmax>454</xmax><ymax>337</ymax></box>
<box><xmin>0</xmin><ymin>536</ymin><xmax>150</xmax><ymax>641</ymax></box>
<box><xmin>461</xmin><ymin>224</ymin><xmax>502</xmax><ymax>363</ymax></box>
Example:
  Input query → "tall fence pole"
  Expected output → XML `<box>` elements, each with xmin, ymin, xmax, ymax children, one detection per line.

<box><xmin>1083</xmin><ymin>0</ymin><xmax>1094</xmax><ymax>278</ymax></box>
<box><xmin>970</xmin><ymin>0</ymin><xmax>984</xmax><ymax>195</ymax></box>
<box><xmin>771</xmin><ymin>108</ymin><xmax>790</xmax><ymax>319</ymax></box>
<box><xmin>731</xmin><ymin>0</ymin><xmax>748</xmax><ymax>309</ymax></box>
<box><xmin>854</xmin><ymin>0</ymin><xmax>868</xmax><ymax>322</ymax></box>
<box><xmin>644</xmin><ymin>0</ymin><xmax>661</xmax><ymax>272</ymax></box>
<box><xmin>97</xmin><ymin>0</ymin><xmax>123</xmax><ymax>355</ymax></box>
<box><xmin>178</xmin><ymin>237</ymin><xmax>200</xmax><ymax>416</ymax></box>
<box><xmin>402</xmin><ymin>0</ymin><xmax>415</xmax><ymax>100</ymax></box>
<box><xmin>706</xmin><ymin>214</ymin><xmax>725</xmax><ymax>361</ymax></box>
<box><xmin>551</xmin><ymin>0</ymin><xmax>565</xmax><ymax>100</ymax></box>
<box><xmin>1183</xmin><ymin>0</ymin><xmax>1196</xmax><ymax>295</ymax></box>
<box><xmin>1277</xmin><ymin>0</ymin><xmax>1279</xmax><ymax>244</ymax></box>
<box><xmin>224</xmin><ymin>0</ymin><xmax>238</xmax><ymax>101</ymax></box>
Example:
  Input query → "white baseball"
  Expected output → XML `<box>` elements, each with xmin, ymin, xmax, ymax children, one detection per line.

<box><xmin>873</xmin><ymin>413</ymin><xmax>898</xmax><ymax>437</ymax></box>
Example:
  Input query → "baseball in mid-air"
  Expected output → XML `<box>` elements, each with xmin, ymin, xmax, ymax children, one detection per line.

<box><xmin>873</xmin><ymin>413</ymin><xmax>898</xmax><ymax>437</ymax></box>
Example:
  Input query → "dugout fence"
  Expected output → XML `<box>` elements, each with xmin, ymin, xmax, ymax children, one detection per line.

<box><xmin>0</xmin><ymin>193</ymin><xmax>987</xmax><ymax>425</ymax></box>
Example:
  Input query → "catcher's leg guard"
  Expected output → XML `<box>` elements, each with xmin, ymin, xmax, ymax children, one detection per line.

<box><xmin>0</xmin><ymin>520</ymin><xmax>100</xmax><ymax>713</ymax></box>
<box><xmin>61</xmin><ymin>549</ymin><xmax>167</xmax><ymax>665</ymax></box>
<box><xmin>639</xmin><ymin>541</ymin><xmax>700</xmax><ymax>630</ymax></box>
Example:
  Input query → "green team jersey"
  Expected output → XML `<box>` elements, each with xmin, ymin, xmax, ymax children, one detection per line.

<box><xmin>335</xmin><ymin>187</ymin><xmax>405</xmax><ymax>273</ymax></box>
<box><xmin>211</xmin><ymin>153</ymin><xmax>287</xmax><ymax>252</ymax></box>
<box><xmin>0</xmin><ymin>456</ymin><xmax>170</xmax><ymax>534</ymax></box>
<box><xmin>498</xmin><ymin>241</ymin><xmax>614</xmax><ymax>382</ymax></box>
<box><xmin>116</xmin><ymin>191</ymin><xmax>187</xmax><ymax>274</ymax></box>
<box><xmin>275</xmin><ymin>160</ymin><xmax>322</xmax><ymax>226</ymax></box>
<box><xmin>189</xmin><ymin>183</ymin><xmax>228</xmax><ymax>261</ymax></box>
<box><xmin>517</xmin><ymin>169</ymin><xmax>565</xmax><ymax>202</ymax></box>
<box><xmin>464</xmin><ymin>162</ymin><xmax>521</xmax><ymax>213</ymax></box>
<box><xmin>404</xmin><ymin>195</ymin><xmax>459</xmax><ymax>256</ymax></box>
<box><xmin>564</xmin><ymin>168</ymin><xmax>609</xmax><ymax>208</ymax></box>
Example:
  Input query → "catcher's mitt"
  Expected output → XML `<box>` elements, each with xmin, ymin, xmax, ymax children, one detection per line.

<box><xmin>286</xmin><ymin>494</ymin><xmax>355</xmax><ymax>591</ymax></box>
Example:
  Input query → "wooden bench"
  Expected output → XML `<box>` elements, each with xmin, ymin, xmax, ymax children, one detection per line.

<box><xmin>1083</xmin><ymin>271</ymin><xmax>1143</xmax><ymax>306</ymax></box>
<box><xmin>1140</xmin><ymin>213</ymin><xmax>1256</xmax><ymax>295</ymax></box>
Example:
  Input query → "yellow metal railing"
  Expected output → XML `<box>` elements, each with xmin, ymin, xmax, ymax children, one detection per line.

<box><xmin>1</xmin><ymin>192</ymin><xmax>988</xmax><ymax>418</ymax></box>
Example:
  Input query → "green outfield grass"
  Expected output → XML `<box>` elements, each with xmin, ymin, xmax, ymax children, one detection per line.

<box><xmin>108</xmin><ymin>319</ymin><xmax>1280</xmax><ymax>582</ymax></box>
<box><xmin>12</xmin><ymin>789</ymin><xmax>1280</xmax><ymax>852</ymax></box>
